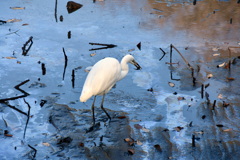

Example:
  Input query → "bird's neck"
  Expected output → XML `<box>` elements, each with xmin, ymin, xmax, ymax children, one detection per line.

<box><xmin>118</xmin><ymin>60</ymin><xmax>129</xmax><ymax>81</ymax></box>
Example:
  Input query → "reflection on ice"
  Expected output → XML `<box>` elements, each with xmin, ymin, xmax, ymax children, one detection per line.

<box><xmin>133</xmin><ymin>71</ymin><xmax>153</xmax><ymax>89</ymax></box>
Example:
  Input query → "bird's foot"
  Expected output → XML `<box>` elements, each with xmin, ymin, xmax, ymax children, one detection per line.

<box><xmin>86</xmin><ymin>122</ymin><xmax>100</xmax><ymax>133</ymax></box>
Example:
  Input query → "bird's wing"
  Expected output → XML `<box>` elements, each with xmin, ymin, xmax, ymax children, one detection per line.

<box><xmin>81</xmin><ymin>58</ymin><xmax>121</xmax><ymax>99</ymax></box>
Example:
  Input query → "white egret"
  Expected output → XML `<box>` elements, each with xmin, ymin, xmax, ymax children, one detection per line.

<box><xmin>80</xmin><ymin>54</ymin><xmax>141</xmax><ymax>125</ymax></box>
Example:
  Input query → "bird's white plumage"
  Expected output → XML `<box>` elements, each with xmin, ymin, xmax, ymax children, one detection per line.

<box><xmin>80</xmin><ymin>55</ymin><xmax>137</xmax><ymax>102</ymax></box>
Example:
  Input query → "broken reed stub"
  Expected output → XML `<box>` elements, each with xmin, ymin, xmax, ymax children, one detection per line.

<box><xmin>60</xmin><ymin>15</ymin><xmax>64</xmax><ymax>22</ymax></box>
<box><xmin>41</xmin><ymin>63</ymin><xmax>46</xmax><ymax>75</ymax></box>
<box><xmin>212</xmin><ymin>100</ymin><xmax>216</xmax><ymax>110</ymax></box>
<box><xmin>66</xmin><ymin>1</ymin><xmax>83</xmax><ymax>13</ymax></box>
<box><xmin>192</xmin><ymin>134</ymin><xmax>196</xmax><ymax>147</ymax></box>
<box><xmin>68</xmin><ymin>31</ymin><xmax>71</xmax><ymax>39</ymax></box>
<box><xmin>71</xmin><ymin>69</ymin><xmax>75</xmax><ymax>88</ymax></box>
<box><xmin>201</xmin><ymin>84</ymin><xmax>204</xmax><ymax>99</ymax></box>
<box><xmin>193</xmin><ymin>0</ymin><xmax>197</xmax><ymax>5</ymax></box>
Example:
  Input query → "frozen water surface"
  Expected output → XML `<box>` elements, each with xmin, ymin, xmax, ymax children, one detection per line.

<box><xmin>0</xmin><ymin>0</ymin><xmax>240</xmax><ymax>159</ymax></box>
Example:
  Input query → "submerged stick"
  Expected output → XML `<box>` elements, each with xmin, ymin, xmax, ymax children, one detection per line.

<box><xmin>62</xmin><ymin>47</ymin><xmax>68</xmax><ymax>80</ymax></box>
<box><xmin>23</xmin><ymin>98</ymin><xmax>31</xmax><ymax>139</ymax></box>
<box><xmin>0</xmin><ymin>79</ymin><xmax>30</xmax><ymax>102</ymax></box>
<box><xmin>22</xmin><ymin>36</ymin><xmax>33</xmax><ymax>56</ymax></box>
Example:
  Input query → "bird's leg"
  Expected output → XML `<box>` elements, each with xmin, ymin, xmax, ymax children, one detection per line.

<box><xmin>100</xmin><ymin>94</ymin><xmax>111</xmax><ymax>121</ymax></box>
<box><xmin>91</xmin><ymin>96</ymin><xmax>97</xmax><ymax>125</ymax></box>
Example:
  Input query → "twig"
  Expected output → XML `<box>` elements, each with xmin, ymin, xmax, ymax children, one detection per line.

<box><xmin>89</xmin><ymin>47</ymin><xmax>111</xmax><ymax>51</ymax></box>
<box><xmin>165</xmin><ymin>62</ymin><xmax>179</xmax><ymax>65</ymax></box>
<box><xmin>22</xmin><ymin>36</ymin><xmax>33</xmax><ymax>56</ymax></box>
<box><xmin>89</xmin><ymin>42</ymin><xmax>117</xmax><ymax>47</ymax></box>
<box><xmin>89</xmin><ymin>42</ymin><xmax>117</xmax><ymax>51</ymax></box>
<box><xmin>15</xmin><ymin>79</ymin><xmax>30</xmax><ymax>95</ymax></box>
<box><xmin>159</xmin><ymin>48</ymin><xmax>166</xmax><ymax>61</ymax></box>
<box><xmin>28</xmin><ymin>144</ymin><xmax>37</xmax><ymax>158</ymax></box>
<box><xmin>0</xmin><ymin>79</ymin><xmax>30</xmax><ymax>102</ymax></box>
<box><xmin>62</xmin><ymin>47</ymin><xmax>68</xmax><ymax>80</ymax></box>
<box><xmin>23</xmin><ymin>98</ymin><xmax>31</xmax><ymax>139</ymax></box>
<box><xmin>55</xmin><ymin>0</ymin><xmax>58</xmax><ymax>22</ymax></box>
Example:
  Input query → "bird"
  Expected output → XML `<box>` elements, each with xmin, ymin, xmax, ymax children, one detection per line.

<box><xmin>80</xmin><ymin>54</ymin><xmax>141</xmax><ymax>125</ymax></box>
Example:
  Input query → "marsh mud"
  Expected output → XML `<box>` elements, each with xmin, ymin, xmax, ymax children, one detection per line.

<box><xmin>0</xmin><ymin>0</ymin><xmax>240</xmax><ymax>159</ymax></box>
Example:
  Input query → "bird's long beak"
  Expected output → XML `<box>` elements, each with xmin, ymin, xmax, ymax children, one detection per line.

<box><xmin>132</xmin><ymin>60</ymin><xmax>142</xmax><ymax>70</ymax></box>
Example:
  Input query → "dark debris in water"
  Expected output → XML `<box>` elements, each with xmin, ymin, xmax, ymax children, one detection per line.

<box><xmin>66</xmin><ymin>1</ymin><xmax>83</xmax><ymax>14</ymax></box>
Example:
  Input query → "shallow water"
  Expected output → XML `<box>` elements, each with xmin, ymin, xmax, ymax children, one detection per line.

<box><xmin>0</xmin><ymin>0</ymin><xmax>240</xmax><ymax>159</ymax></box>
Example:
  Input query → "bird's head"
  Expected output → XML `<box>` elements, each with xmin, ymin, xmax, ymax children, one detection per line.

<box><xmin>125</xmin><ymin>54</ymin><xmax>142</xmax><ymax>70</ymax></box>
